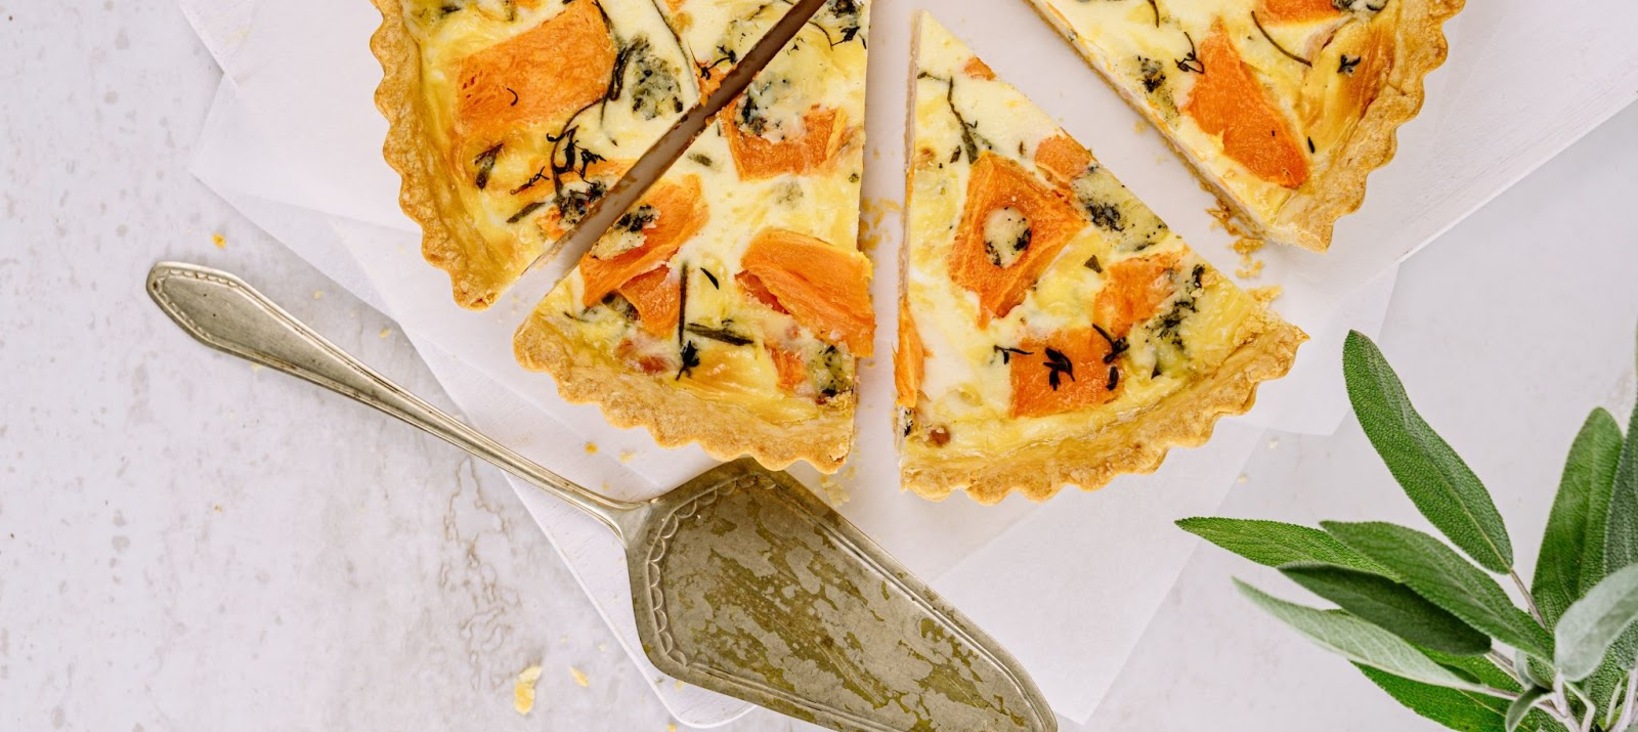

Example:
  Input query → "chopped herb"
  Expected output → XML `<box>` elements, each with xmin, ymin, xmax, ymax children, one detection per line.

<box><xmin>677</xmin><ymin>341</ymin><xmax>700</xmax><ymax>380</ymax></box>
<box><xmin>506</xmin><ymin>201</ymin><xmax>545</xmax><ymax>224</ymax></box>
<box><xmin>1043</xmin><ymin>348</ymin><xmax>1075</xmax><ymax>390</ymax></box>
<box><xmin>1139</xmin><ymin>57</ymin><xmax>1167</xmax><ymax>94</ymax></box>
<box><xmin>1092</xmin><ymin>324</ymin><xmax>1130</xmax><ymax>364</ymax></box>
<box><xmin>1252</xmin><ymin>11</ymin><xmax>1312</xmax><ymax>67</ymax></box>
<box><xmin>1107</xmin><ymin>366</ymin><xmax>1121</xmax><ymax>391</ymax></box>
<box><xmin>1176</xmin><ymin>32</ymin><xmax>1205</xmax><ymax>75</ymax></box>
<box><xmin>687</xmin><ymin>153</ymin><xmax>715</xmax><ymax>168</ymax></box>
<box><xmin>994</xmin><ymin>345</ymin><xmax>1034</xmax><ymax>365</ymax></box>
<box><xmin>1084</xmin><ymin>255</ymin><xmax>1103</xmax><ymax>273</ymax></box>
<box><xmin>1146</xmin><ymin>0</ymin><xmax>1161</xmax><ymax>27</ymax></box>
<box><xmin>701</xmin><ymin>269</ymin><xmax>720</xmax><ymax>289</ymax></box>
<box><xmin>1307</xmin><ymin>137</ymin><xmax>1316</xmax><ymax>154</ymax></box>
<box><xmin>505</xmin><ymin>86</ymin><xmax>518</xmax><ymax>106</ymax></box>
<box><xmin>1338</xmin><ymin>54</ymin><xmax>1362</xmax><ymax>75</ymax></box>
<box><xmin>686</xmin><ymin>323</ymin><xmax>753</xmax><ymax>346</ymax></box>
<box><xmin>473</xmin><ymin>144</ymin><xmax>502</xmax><ymax>191</ymax></box>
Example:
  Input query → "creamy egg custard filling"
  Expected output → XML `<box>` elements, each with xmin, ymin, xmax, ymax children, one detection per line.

<box><xmin>1021</xmin><ymin>0</ymin><xmax>1465</xmax><ymax>251</ymax></box>
<box><xmin>896</xmin><ymin>15</ymin><xmax>1306</xmax><ymax>503</ymax></box>
<box><xmin>515</xmin><ymin>0</ymin><xmax>873</xmax><ymax>474</ymax></box>
<box><xmin>371</xmin><ymin>0</ymin><xmax>840</xmax><ymax>308</ymax></box>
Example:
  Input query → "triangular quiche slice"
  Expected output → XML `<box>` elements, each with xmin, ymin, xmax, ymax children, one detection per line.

<box><xmin>368</xmin><ymin>0</ymin><xmax>822</xmax><ymax>308</ymax></box>
<box><xmin>515</xmin><ymin>1</ymin><xmax>873</xmax><ymax>473</ymax></box>
<box><xmin>896</xmin><ymin>15</ymin><xmax>1306</xmax><ymax>503</ymax></box>
<box><xmin>1020</xmin><ymin>0</ymin><xmax>1464</xmax><ymax>251</ymax></box>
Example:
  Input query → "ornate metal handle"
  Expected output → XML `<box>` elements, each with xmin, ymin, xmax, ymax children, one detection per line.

<box><xmin>146</xmin><ymin>262</ymin><xmax>641</xmax><ymax>541</ymax></box>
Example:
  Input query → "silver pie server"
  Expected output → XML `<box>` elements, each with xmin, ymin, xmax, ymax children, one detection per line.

<box><xmin>147</xmin><ymin>262</ymin><xmax>1057</xmax><ymax>732</ymax></box>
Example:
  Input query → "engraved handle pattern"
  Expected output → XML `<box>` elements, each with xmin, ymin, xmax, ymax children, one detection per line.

<box><xmin>146</xmin><ymin>262</ymin><xmax>640</xmax><ymax>540</ymax></box>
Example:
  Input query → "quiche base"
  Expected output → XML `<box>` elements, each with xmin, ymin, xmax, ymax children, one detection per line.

<box><xmin>515</xmin><ymin>314</ymin><xmax>856</xmax><ymax>475</ymax></box>
<box><xmin>1022</xmin><ymin>0</ymin><xmax>1467</xmax><ymax>252</ymax></box>
<box><xmin>901</xmin><ymin>313</ymin><xmax>1305</xmax><ymax>504</ymax></box>
<box><xmin>369</xmin><ymin>0</ymin><xmax>516</xmax><ymax>310</ymax></box>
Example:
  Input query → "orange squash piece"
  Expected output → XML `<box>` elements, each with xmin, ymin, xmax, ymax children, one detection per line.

<box><xmin>1093</xmin><ymin>253</ymin><xmax>1182</xmax><ymax>338</ymax></box>
<box><xmin>949</xmin><ymin>153</ymin><xmax>1087</xmax><ymax>325</ymax></box>
<box><xmin>579</xmin><ymin>175</ymin><xmax>708</xmax><ymax>307</ymax></box>
<box><xmin>1009</xmin><ymin>329</ymin><xmax>1122</xmax><ymax>419</ymax></box>
<box><xmin>454</xmin><ymin>0</ymin><xmax>616</xmax><ymax>143</ymax></box>
<box><xmin>1258</xmin><ymin>0</ymin><xmax>1343</xmax><ymax>23</ymax></box>
<box><xmin>1183</xmin><ymin>25</ymin><xmax>1310</xmax><ymax>189</ymax></box>
<box><xmin>962</xmin><ymin>57</ymin><xmax>996</xmax><ymax>80</ymax></box>
<box><xmin>769</xmin><ymin>345</ymin><xmax>808</xmax><ymax>394</ymax></box>
<box><xmin>723</xmin><ymin>104</ymin><xmax>846</xmax><ymax>179</ymax></box>
<box><xmin>894</xmin><ymin>296</ymin><xmax>927</xmax><ymax>409</ymax></box>
<box><xmin>616</xmin><ymin>267</ymin><xmax>680</xmax><ymax>337</ymax></box>
<box><xmin>739</xmin><ymin>229</ymin><xmax>875</xmax><ymax>357</ymax></box>
<box><xmin>1033</xmin><ymin>133</ymin><xmax>1093</xmax><ymax>189</ymax></box>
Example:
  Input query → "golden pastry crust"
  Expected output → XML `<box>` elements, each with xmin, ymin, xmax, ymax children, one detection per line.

<box><xmin>902</xmin><ymin>313</ymin><xmax>1305</xmax><ymax>504</ymax></box>
<box><xmin>368</xmin><ymin>0</ymin><xmax>504</xmax><ymax>309</ymax></box>
<box><xmin>1021</xmin><ymin>0</ymin><xmax>1467</xmax><ymax>252</ymax></box>
<box><xmin>515</xmin><ymin>313</ymin><xmax>855</xmax><ymax>474</ymax></box>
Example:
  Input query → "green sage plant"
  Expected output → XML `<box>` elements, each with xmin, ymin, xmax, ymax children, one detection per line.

<box><xmin>1179</xmin><ymin>331</ymin><xmax>1638</xmax><ymax>732</ymax></box>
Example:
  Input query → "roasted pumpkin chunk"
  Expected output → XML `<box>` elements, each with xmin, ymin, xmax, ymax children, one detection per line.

<box><xmin>739</xmin><ymin>229</ymin><xmax>875</xmax><ymax>357</ymax></box>
<box><xmin>617</xmin><ymin>266</ymin><xmax>680</xmax><ymax>337</ymax></box>
<box><xmin>578</xmin><ymin>175</ymin><xmax>708</xmax><ymax>307</ymax></box>
<box><xmin>1033</xmin><ymin>133</ymin><xmax>1093</xmax><ymax>189</ymax></box>
<box><xmin>1183</xmin><ymin>24</ymin><xmax>1310</xmax><ymax>189</ymax></box>
<box><xmin>724</xmin><ymin>104</ymin><xmax>847</xmax><ymax>180</ymax></box>
<box><xmin>894</xmin><ymin>296</ymin><xmax>926</xmax><ymax>409</ymax></box>
<box><xmin>1009</xmin><ymin>329</ymin><xmax>1122</xmax><ymax>419</ymax></box>
<box><xmin>1092</xmin><ymin>253</ymin><xmax>1183</xmax><ymax>338</ymax></box>
<box><xmin>949</xmin><ymin>153</ymin><xmax>1086</xmax><ymax>325</ymax></box>
<box><xmin>455</xmin><ymin>0</ymin><xmax>616</xmax><ymax>144</ymax></box>
<box><xmin>1257</xmin><ymin>0</ymin><xmax>1344</xmax><ymax>23</ymax></box>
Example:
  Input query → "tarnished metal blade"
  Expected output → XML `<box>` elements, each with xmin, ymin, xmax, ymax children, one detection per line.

<box><xmin>526</xmin><ymin>0</ymin><xmax>831</xmax><ymax>288</ymax></box>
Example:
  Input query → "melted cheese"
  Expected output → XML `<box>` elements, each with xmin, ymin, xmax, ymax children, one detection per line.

<box><xmin>1025</xmin><ymin>0</ymin><xmax>1402</xmax><ymax>241</ymax></box>
<box><xmin>901</xmin><ymin>16</ymin><xmax>1273</xmax><ymax>458</ymax></box>
<box><xmin>524</xmin><ymin>1</ymin><xmax>872</xmax><ymax>427</ymax></box>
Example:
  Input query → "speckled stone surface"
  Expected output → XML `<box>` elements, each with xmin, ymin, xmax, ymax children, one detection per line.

<box><xmin>2</xmin><ymin>1</ymin><xmax>1636</xmax><ymax>730</ymax></box>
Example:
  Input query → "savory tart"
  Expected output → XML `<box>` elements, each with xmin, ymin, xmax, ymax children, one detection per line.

<box><xmin>896</xmin><ymin>15</ymin><xmax>1306</xmax><ymax>503</ymax></box>
<box><xmin>368</xmin><ymin>0</ymin><xmax>822</xmax><ymax>308</ymax></box>
<box><xmin>514</xmin><ymin>0</ymin><xmax>873</xmax><ymax>473</ymax></box>
<box><xmin>1020</xmin><ymin>0</ymin><xmax>1465</xmax><ymax>251</ymax></box>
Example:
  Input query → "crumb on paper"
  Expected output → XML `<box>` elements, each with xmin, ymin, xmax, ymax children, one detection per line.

<box><xmin>250</xmin><ymin>363</ymin><xmax>263</xmax><ymax>373</ymax></box>
<box><xmin>1235</xmin><ymin>258</ymin><xmax>1265</xmax><ymax>280</ymax></box>
<box><xmin>211</xmin><ymin>233</ymin><xmax>227</xmax><ymax>249</ymax></box>
<box><xmin>379</xmin><ymin>328</ymin><xmax>391</xmax><ymax>339</ymax></box>
<box><xmin>619</xmin><ymin>450</ymin><xmax>637</xmax><ymax>464</ymax></box>
<box><xmin>667</xmin><ymin>725</ymin><xmax>677</xmax><ymax>732</ymax></box>
<box><xmin>1132</xmin><ymin>119</ymin><xmax>1149</xmax><ymax>135</ymax></box>
<box><xmin>674</xmin><ymin>679</ymin><xmax>685</xmax><ymax>691</ymax></box>
<box><xmin>312</xmin><ymin>290</ymin><xmax>325</xmax><ymax>300</ymax></box>
<box><xmin>1236</xmin><ymin>474</ymin><xmax>1249</xmax><ymax>485</ymax></box>
<box><xmin>856</xmin><ymin>197</ymin><xmax>903</xmax><ymax>256</ymax></box>
<box><xmin>1249</xmin><ymin>285</ymin><xmax>1284</xmax><ymax>306</ymax></box>
<box><xmin>570</xmin><ymin>667</ymin><xmax>589</xmax><ymax>688</ymax></box>
<box><xmin>584</xmin><ymin>442</ymin><xmax>598</xmax><ymax>455</ymax></box>
<box><xmin>596</xmin><ymin>642</ymin><xmax>607</xmax><ymax>653</ymax></box>
<box><xmin>514</xmin><ymin>665</ymin><xmax>542</xmax><ymax>715</ymax></box>
<box><xmin>1267</xmin><ymin>438</ymin><xmax>1280</xmax><ymax>450</ymax></box>
<box><xmin>816</xmin><ymin>474</ymin><xmax>850</xmax><ymax>507</ymax></box>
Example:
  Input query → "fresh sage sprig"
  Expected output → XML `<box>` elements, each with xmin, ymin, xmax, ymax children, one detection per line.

<box><xmin>1180</xmin><ymin>330</ymin><xmax>1638</xmax><ymax>732</ymax></box>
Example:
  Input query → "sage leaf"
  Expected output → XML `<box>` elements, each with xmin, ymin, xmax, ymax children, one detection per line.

<box><xmin>1554</xmin><ymin>564</ymin><xmax>1638</xmax><ymax>681</ymax></box>
<box><xmin>1325</xmin><ymin>521</ymin><xmax>1553</xmax><ymax>660</ymax></box>
<box><xmin>1282</xmin><ymin>563</ymin><xmax>1492</xmax><ymax>656</ymax></box>
<box><xmin>1344</xmin><ymin>331</ymin><xmax>1514</xmax><ymax>573</ymax></box>
<box><xmin>1357</xmin><ymin>665</ymin><xmax>1510</xmax><ymax>732</ymax></box>
<box><xmin>1176</xmin><ymin>517</ymin><xmax>1389</xmax><ymax>574</ymax></box>
<box><xmin>1533</xmin><ymin>409</ymin><xmax>1623</xmax><ymax>626</ymax></box>
<box><xmin>1237</xmin><ymin>580</ymin><xmax>1488</xmax><ymax>691</ymax></box>
<box><xmin>1605</xmin><ymin>362</ymin><xmax>1638</xmax><ymax>576</ymax></box>
<box><xmin>1504</xmin><ymin>687</ymin><xmax>1552</xmax><ymax>732</ymax></box>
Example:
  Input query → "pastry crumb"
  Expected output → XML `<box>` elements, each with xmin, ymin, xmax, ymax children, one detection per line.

<box><xmin>596</xmin><ymin>642</ymin><xmax>607</xmax><ymax>653</ymax></box>
<box><xmin>312</xmin><ymin>290</ymin><xmax>325</xmax><ymax>300</ymax></box>
<box><xmin>1132</xmin><ymin>119</ymin><xmax>1149</xmax><ymax>135</ymax></box>
<box><xmin>1236</xmin><ymin>474</ymin><xmax>1249</xmax><ymax>485</ymax></box>
<box><xmin>618</xmin><ymin>450</ymin><xmax>637</xmax><ymax>464</ymax></box>
<box><xmin>1249</xmin><ymin>286</ymin><xmax>1284</xmax><ymax>306</ymax></box>
<box><xmin>674</xmin><ymin>679</ymin><xmax>685</xmax><ymax>691</ymax></box>
<box><xmin>1267</xmin><ymin>438</ymin><xmax>1280</xmax><ymax>450</ymax></box>
<box><xmin>514</xmin><ymin>665</ymin><xmax>542</xmax><ymax>715</ymax></box>
<box><xmin>570</xmin><ymin>667</ymin><xmax>589</xmax><ymax>688</ymax></box>
<box><xmin>379</xmin><ymin>328</ymin><xmax>391</xmax><ymax>339</ymax></box>
<box><xmin>667</xmin><ymin>725</ymin><xmax>677</xmax><ymax>732</ymax></box>
<box><xmin>817</xmin><ymin>474</ymin><xmax>850</xmax><ymax>507</ymax></box>
<box><xmin>856</xmin><ymin>197</ymin><xmax>903</xmax><ymax>255</ymax></box>
<box><xmin>1235</xmin><ymin>258</ymin><xmax>1265</xmax><ymax>279</ymax></box>
<box><xmin>211</xmin><ymin>233</ymin><xmax>227</xmax><ymax>249</ymax></box>
<box><xmin>584</xmin><ymin>442</ymin><xmax>598</xmax><ymax>455</ymax></box>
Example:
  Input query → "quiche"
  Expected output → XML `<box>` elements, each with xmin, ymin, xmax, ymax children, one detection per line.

<box><xmin>514</xmin><ymin>0</ymin><xmax>873</xmax><ymax>473</ymax></box>
<box><xmin>896</xmin><ymin>15</ymin><xmax>1306</xmax><ymax>503</ymax></box>
<box><xmin>1020</xmin><ymin>0</ymin><xmax>1465</xmax><ymax>251</ymax></box>
<box><xmin>368</xmin><ymin>0</ymin><xmax>811</xmax><ymax>308</ymax></box>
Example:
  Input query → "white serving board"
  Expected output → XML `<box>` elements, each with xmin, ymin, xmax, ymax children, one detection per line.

<box><xmin>180</xmin><ymin>0</ymin><xmax>1638</xmax><ymax>724</ymax></box>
